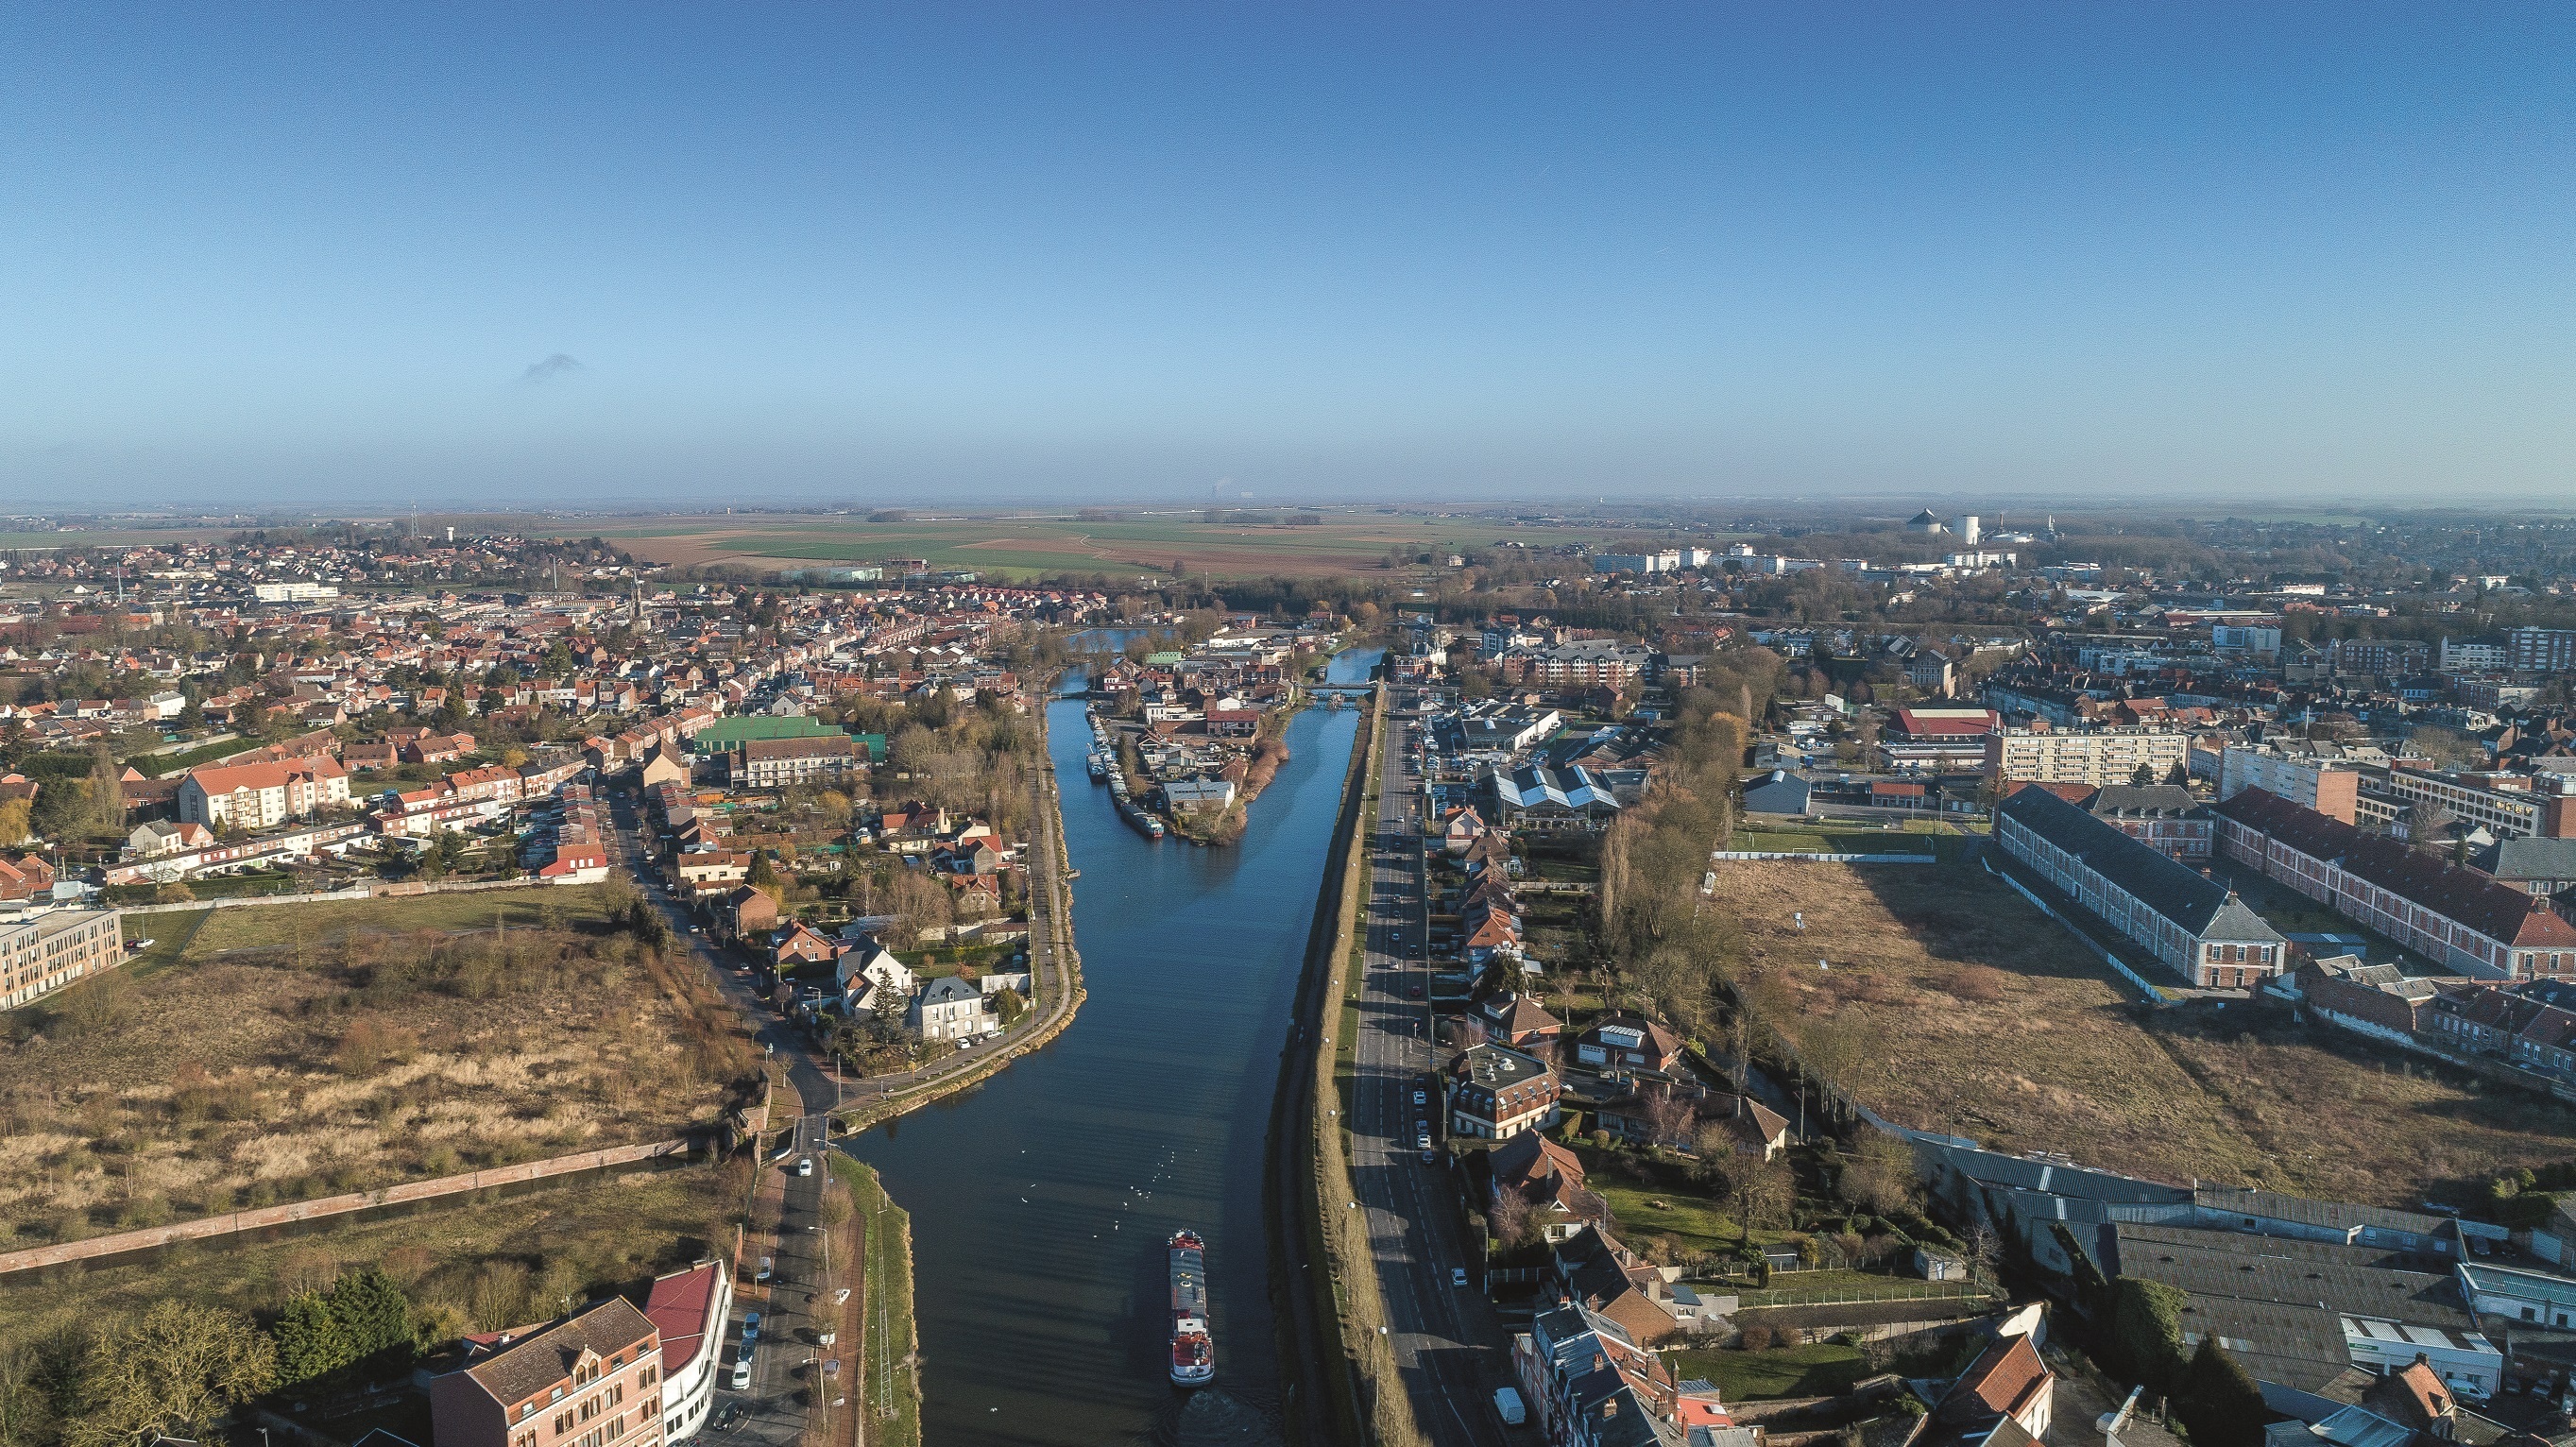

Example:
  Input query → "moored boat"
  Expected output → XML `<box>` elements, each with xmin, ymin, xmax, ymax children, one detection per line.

<box><xmin>1169</xmin><ymin>1231</ymin><xmax>1214</xmax><ymax>1386</ymax></box>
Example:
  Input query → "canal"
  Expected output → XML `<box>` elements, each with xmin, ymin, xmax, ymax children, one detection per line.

<box><xmin>848</xmin><ymin>646</ymin><xmax>1384</xmax><ymax>1446</ymax></box>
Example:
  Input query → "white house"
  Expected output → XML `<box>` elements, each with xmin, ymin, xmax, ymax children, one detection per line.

<box><xmin>909</xmin><ymin>976</ymin><xmax>992</xmax><ymax>1044</ymax></box>
<box><xmin>643</xmin><ymin>1261</ymin><xmax>733</xmax><ymax>1442</ymax></box>
<box><xmin>836</xmin><ymin>938</ymin><xmax>917</xmax><ymax>1002</ymax></box>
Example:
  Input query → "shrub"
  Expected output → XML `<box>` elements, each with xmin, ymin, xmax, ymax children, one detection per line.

<box><xmin>1737</xmin><ymin>1324</ymin><xmax>1774</xmax><ymax>1352</ymax></box>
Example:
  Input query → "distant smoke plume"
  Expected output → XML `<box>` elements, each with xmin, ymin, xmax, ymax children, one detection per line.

<box><xmin>516</xmin><ymin>353</ymin><xmax>585</xmax><ymax>385</ymax></box>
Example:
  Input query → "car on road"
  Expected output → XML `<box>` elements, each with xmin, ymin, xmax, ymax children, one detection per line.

<box><xmin>1411</xmin><ymin>1088</ymin><xmax>1426</xmax><ymax>1106</ymax></box>
<box><xmin>795</xmin><ymin>1156</ymin><xmax>814</xmax><ymax>1177</ymax></box>
<box><xmin>1415</xmin><ymin>1129</ymin><xmax>1432</xmax><ymax>1149</ymax></box>
<box><xmin>1451</xmin><ymin>1267</ymin><xmax>1469</xmax><ymax>1287</ymax></box>
<box><xmin>1406</xmin><ymin>983</ymin><xmax>1424</xmax><ymax>998</ymax></box>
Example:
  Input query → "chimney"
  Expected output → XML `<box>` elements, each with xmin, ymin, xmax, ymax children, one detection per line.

<box><xmin>1602</xmin><ymin>1397</ymin><xmax>1619</xmax><ymax>1419</ymax></box>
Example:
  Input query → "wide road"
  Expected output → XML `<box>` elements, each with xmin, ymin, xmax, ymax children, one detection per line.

<box><xmin>1349</xmin><ymin>691</ymin><xmax>1522</xmax><ymax>1447</ymax></box>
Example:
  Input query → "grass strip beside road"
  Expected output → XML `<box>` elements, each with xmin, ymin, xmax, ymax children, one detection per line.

<box><xmin>832</xmin><ymin>1154</ymin><xmax>921</xmax><ymax>1447</ymax></box>
<box><xmin>1299</xmin><ymin>686</ymin><xmax>1433</xmax><ymax>1447</ymax></box>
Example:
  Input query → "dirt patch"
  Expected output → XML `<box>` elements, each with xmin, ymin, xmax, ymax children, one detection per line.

<box><xmin>1717</xmin><ymin>859</ymin><xmax>2576</xmax><ymax>1205</ymax></box>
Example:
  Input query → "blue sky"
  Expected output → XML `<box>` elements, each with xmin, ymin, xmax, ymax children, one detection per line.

<box><xmin>4</xmin><ymin>4</ymin><xmax>2570</xmax><ymax>509</ymax></box>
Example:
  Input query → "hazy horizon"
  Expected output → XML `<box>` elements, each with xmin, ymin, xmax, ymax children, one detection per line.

<box><xmin>7</xmin><ymin>5</ymin><xmax>2572</xmax><ymax>509</ymax></box>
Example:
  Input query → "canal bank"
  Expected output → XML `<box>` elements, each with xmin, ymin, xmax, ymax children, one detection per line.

<box><xmin>847</xmin><ymin>649</ymin><xmax>1383</xmax><ymax>1447</ymax></box>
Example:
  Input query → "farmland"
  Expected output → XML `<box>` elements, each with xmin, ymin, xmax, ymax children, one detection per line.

<box><xmin>0</xmin><ymin>886</ymin><xmax>757</xmax><ymax>1248</ymax></box>
<box><xmin>558</xmin><ymin>511</ymin><xmax>1677</xmax><ymax>580</ymax></box>
<box><xmin>1717</xmin><ymin>858</ymin><xmax>2576</xmax><ymax>1206</ymax></box>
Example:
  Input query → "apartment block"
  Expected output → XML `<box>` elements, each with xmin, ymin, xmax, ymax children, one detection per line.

<box><xmin>427</xmin><ymin>1297</ymin><xmax>664</xmax><ymax>1447</ymax></box>
<box><xmin>0</xmin><ymin>910</ymin><xmax>125</xmax><ymax>1010</ymax></box>
<box><xmin>2507</xmin><ymin>627</ymin><xmax>2576</xmax><ymax>673</ymax></box>
<box><xmin>2218</xmin><ymin>742</ymin><xmax>2365</xmax><ymax>826</ymax></box>
<box><xmin>2372</xmin><ymin>765</ymin><xmax>2576</xmax><ymax>842</ymax></box>
<box><xmin>178</xmin><ymin>754</ymin><xmax>351</xmax><ymax>830</ymax></box>
<box><xmin>1985</xmin><ymin>726</ymin><xmax>2192</xmax><ymax>788</ymax></box>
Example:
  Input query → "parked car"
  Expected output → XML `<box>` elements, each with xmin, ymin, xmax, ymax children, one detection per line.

<box><xmin>1411</xmin><ymin>1088</ymin><xmax>1426</xmax><ymax>1107</ymax></box>
<box><xmin>730</xmin><ymin>1351</ymin><xmax>754</xmax><ymax>1390</ymax></box>
<box><xmin>755</xmin><ymin>1257</ymin><xmax>774</xmax><ymax>1283</ymax></box>
<box><xmin>742</xmin><ymin>1311</ymin><xmax>760</xmax><ymax>1342</ymax></box>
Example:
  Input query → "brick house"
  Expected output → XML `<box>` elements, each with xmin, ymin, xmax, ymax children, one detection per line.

<box><xmin>1447</xmin><ymin>1042</ymin><xmax>1561</xmax><ymax>1140</ymax></box>
<box><xmin>425</xmin><ymin>1296</ymin><xmax>665</xmax><ymax>1447</ymax></box>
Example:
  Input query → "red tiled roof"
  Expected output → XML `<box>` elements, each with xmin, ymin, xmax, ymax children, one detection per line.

<box><xmin>1941</xmin><ymin>1334</ymin><xmax>2049</xmax><ymax>1424</ymax></box>
<box><xmin>1891</xmin><ymin>706</ymin><xmax>1999</xmax><ymax>738</ymax></box>
<box><xmin>2217</xmin><ymin>789</ymin><xmax>2576</xmax><ymax>949</ymax></box>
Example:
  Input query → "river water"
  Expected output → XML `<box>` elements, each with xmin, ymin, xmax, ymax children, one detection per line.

<box><xmin>848</xmin><ymin>647</ymin><xmax>1383</xmax><ymax>1446</ymax></box>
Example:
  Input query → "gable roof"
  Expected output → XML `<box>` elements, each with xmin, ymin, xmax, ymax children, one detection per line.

<box><xmin>456</xmin><ymin>1297</ymin><xmax>657</xmax><ymax>1410</ymax></box>
<box><xmin>1938</xmin><ymin>1333</ymin><xmax>2050</xmax><ymax>1426</ymax></box>
<box><xmin>2000</xmin><ymin>785</ymin><xmax>2284</xmax><ymax>945</ymax></box>
<box><xmin>2216</xmin><ymin>788</ymin><xmax>2576</xmax><ymax>949</ymax></box>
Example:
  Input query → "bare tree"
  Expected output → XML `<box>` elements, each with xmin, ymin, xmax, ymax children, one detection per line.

<box><xmin>1730</xmin><ymin>1155</ymin><xmax>1795</xmax><ymax>1235</ymax></box>
<box><xmin>1489</xmin><ymin>1189</ymin><xmax>1536</xmax><ymax>1251</ymax></box>
<box><xmin>1640</xmin><ymin>1088</ymin><xmax>1697</xmax><ymax>1151</ymax></box>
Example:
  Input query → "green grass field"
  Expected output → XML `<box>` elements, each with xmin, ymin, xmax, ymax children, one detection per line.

<box><xmin>1665</xmin><ymin>1343</ymin><xmax>1870</xmax><ymax>1400</ymax></box>
<box><xmin>835</xmin><ymin>1154</ymin><xmax>922</xmax><ymax>1447</ymax></box>
<box><xmin>181</xmin><ymin>883</ymin><xmax>620</xmax><ymax>958</ymax></box>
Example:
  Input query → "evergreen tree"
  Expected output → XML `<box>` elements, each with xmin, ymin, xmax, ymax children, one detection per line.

<box><xmin>271</xmin><ymin>1292</ymin><xmax>348</xmax><ymax>1385</ymax></box>
<box><xmin>328</xmin><ymin>1267</ymin><xmax>414</xmax><ymax>1361</ymax></box>
<box><xmin>2175</xmin><ymin>1338</ymin><xmax>2268</xmax><ymax>1447</ymax></box>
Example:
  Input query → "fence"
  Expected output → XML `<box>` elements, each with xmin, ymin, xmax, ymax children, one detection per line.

<box><xmin>116</xmin><ymin>875</ymin><xmax>564</xmax><ymax>917</ymax></box>
<box><xmin>0</xmin><ymin>1137</ymin><xmax>693</xmax><ymax>1278</ymax></box>
<box><xmin>1708</xmin><ymin>851</ymin><xmax>1939</xmax><ymax>864</ymax></box>
<box><xmin>1732</xmin><ymin>1281</ymin><xmax>1997</xmax><ymax>1309</ymax></box>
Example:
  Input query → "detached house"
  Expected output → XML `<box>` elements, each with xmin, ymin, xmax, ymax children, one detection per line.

<box><xmin>1572</xmin><ymin>1013</ymin><xmax>1685</xmax><ymax>1076</ymax></box>
<box><xmin>909</xmin><ymin>975</ymin><xmax>992</xmax><ymax>1044</ymax></box>
<box><xmin>1487</xmin><ymin>1131</ymin><xmax>1604</xmax><ymax>1244</ymax></box>
<box><xmin>1448</xmin><ymin>1042</ymin><xmax>1561</xmax><ymax>1140</ymax></box>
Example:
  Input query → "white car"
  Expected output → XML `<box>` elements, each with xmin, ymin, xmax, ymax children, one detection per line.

<box><xmin>1411</xmin><ymin>1089</ymin><xmax>1426</xmax><ymax>1107</ymax></box>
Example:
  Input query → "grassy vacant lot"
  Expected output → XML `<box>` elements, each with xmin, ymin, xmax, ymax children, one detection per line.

<box><xmin>1718</xmin><ymin>859</ymin><xmax>2576</xmax><ymax>1206</ymax></box>
<box><xmin>0</xmin><ymin>886</ymin><xmax>756</xmax><ymax>1247</ymax></box>
<box><xmin>837</xmin><ymin>1154</ymin><xmax>921</xmax><ymax>1447</ymax></box>
<box><xmin>1666</xmin><ymin>1342</ymin><xmax>1869</xmax><ymax>1400</ymax></box>
<box><xmin>0</xmin><ymin>1162</ymin><xmax>740</xmax><ymax>1355</ymax></box>
<box><xmin>577</xmin><ymin>513</ymin><xmax>1659</xmax><ymax>580</ymax></box>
